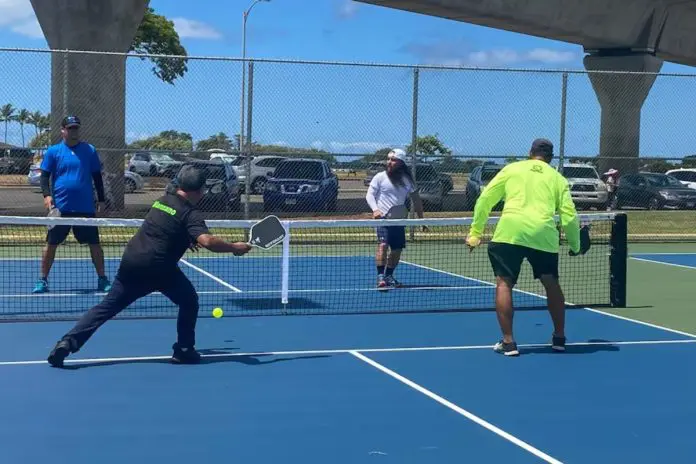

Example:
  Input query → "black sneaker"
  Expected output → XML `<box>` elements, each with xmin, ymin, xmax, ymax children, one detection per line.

<box><xmin>171</xmin><ymin>343</ymin><xmax>201</xmax><ymax>364</ymax></box>
<box><xmin>47</xmin><ymin>339</ymin><xmax>71</xmax><ymax>368</ymax></box>
<box><xmin>552</xmin><ymin>335</ymin><xmax>566</xmax><ymax>352</ymax></box>
<box><xmin>493</xmin><ymin>340</ymin><xmax>519</xmax><ymax>357</ymax></box>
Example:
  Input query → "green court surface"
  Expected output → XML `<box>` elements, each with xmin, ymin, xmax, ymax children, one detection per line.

<box><xmin>600</xmin><ymin>242</ymin><xmax>696</xmax><ymax>335</ymax></box>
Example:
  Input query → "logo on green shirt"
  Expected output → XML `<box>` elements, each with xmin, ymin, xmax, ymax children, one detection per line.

<box><xmin>531</xmin><ymin>165</ymin><xmax>543</xmax><ymax>173</ymax></box>
<box><xmin>152</xmin><ymin>200</ymin><xmax>177</xmax><ymax>216</ymax></box>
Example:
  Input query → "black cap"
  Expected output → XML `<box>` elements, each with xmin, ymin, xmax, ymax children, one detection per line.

<box><xmin>530</xmin><ymin>138</ymin><xmax>553</xmax><ymax>157</ymax></box>
<box><xmin>61</xmin><ymin>116</ymin><xmax>81</xmax><ymax>128</ymax></box>
<box><xmin>176</xmin><ymin>165</ymin><xmax>207</xmax><ymax>192</ymax></box>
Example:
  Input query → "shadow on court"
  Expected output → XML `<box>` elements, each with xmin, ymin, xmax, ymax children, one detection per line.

<box><xmin>521</xmin><ymin>339</ymin><xmax>621</xmax><ymax>356</ymax></box>
<box><xmin>58</xmin><ymin>348</ymin><xmax>332</xmax><ymax>370</ymax></box>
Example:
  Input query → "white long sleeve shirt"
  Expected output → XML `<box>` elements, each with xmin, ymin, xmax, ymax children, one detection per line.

<box><xmin>366</xmin><ymin>171</ymin><xmax>415</xmax><ymax>215</ymax></box>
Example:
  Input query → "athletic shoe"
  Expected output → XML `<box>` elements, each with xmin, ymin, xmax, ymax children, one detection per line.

<box><xmin>47</xmin><ymin>339</ymin><xmax>71</xmax><ymax>368</ymax></box>
<box><xmin>552</xmin><ymin>335</ymin><xmax>566</xmax><ymax>352</ymax></box>
<box><xmin>97</xmin><ymin>276</ymin><xmax>112</xmax><ymax>292</ymax></box>
<box><xmin>383</xmin><ymin>275</ymin><xmax>401</xmax><ymax>288</ymax></box>
<box><xmin>493</xmin><ymin>340</ymin><xmax>519</xmax><ymax>356</ymax></box>
<box><xmin>171</xmin><ymin>343</ymin><xmax>201</xmax><ymax>364</ymax></box>
<box><xmin>32</xmin><ymin>278</ymin><xmax>48</xmax><ymax>294</ymax></box>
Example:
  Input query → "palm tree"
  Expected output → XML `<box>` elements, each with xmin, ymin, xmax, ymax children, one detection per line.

<box><xmin>28</xmin><ymin>111</ymin><xmax>43</xmax><ymax>141</ymax></box>
<box><xmin>14</xmin><ymin>109</ymin><xmax>30</xmax><ymax>147</ymax></box>
<box><xmin>0</xmin><ymin>104</ymin><xmax>15</xmax><ymax>144</ymax></box>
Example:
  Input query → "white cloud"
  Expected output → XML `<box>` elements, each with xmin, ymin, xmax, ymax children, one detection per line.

<box><xmin>336</xmin><ymin>1</ymin><xmax>359</xmax><ymax>20</ymax></box>
<box><xmin>172</xmin><ymin>18</ymin><xmax>222</xmax><ymax>40</ymax></box>
<box><xmin>126</xmin><ymin>131</ymin><xmax>154</xmax><ymax>144</ymax></box>
<box><xmin>0</xmin><ymin>0</ymin><xmax>34</xmax><ymax>26</ymax></box>
<box><xmin>0</xmin><ymin>0</ymin><xmax>44</xmax><ymax>39</ymax></box>
<box><xmin>402</xmin><ymin>39</ymin><xmax>581</xmax><ymax>67</ymax></box>
<box><xmin>11</xmin><ymin>17</ymin><xmax>42</xmax><ymax>39</ymax></box>
<box><xmin>526</xmin><ymin>48</ymin><xmax>578</xmax><ymax>63</ymax></box>
<box><xmin>310</xmin><ymin>140</ymin><xmax>397</xmax><ymax>154</ymax></box>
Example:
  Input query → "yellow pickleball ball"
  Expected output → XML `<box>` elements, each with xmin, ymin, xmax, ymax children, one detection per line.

<box><xmin>212</xmin><ymin>307</ymin><xmax>224</xmax><ymax>318</ymax></box>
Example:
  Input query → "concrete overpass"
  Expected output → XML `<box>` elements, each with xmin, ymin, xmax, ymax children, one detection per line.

<box><xmin>30</xmin><ymin>0</ymin><xmax>149</xmax><ymax>211</ymax></box>
<box><xmin>358</xmin><ymin>0</ymin><xmax>696</xmax><ymax>171</ymax></box>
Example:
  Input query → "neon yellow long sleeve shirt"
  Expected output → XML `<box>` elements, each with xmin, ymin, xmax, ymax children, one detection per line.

<box><xmin>469</xmin><ymin>159</ymin><xmax>580</xmax><ymax>254</ymax></box>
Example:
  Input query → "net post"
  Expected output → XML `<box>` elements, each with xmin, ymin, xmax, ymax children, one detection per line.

<box><xmin>281</xmin><ymin>220</ymin><xmax>290</xmax><ymax>306</ymax></box>
<box><xmin>609</xmin><ymin>213</ymin><xmax>627</xmax><ymax>307</ymax></box>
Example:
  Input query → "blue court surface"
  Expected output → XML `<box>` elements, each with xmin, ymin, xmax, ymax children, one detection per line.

<box><xmin>630</xmin><ymin>252</ymin><xmax>696</xmax><ymax>269</ymax></box>
<box><xmin>0</xmin><ymin>256</ymin><xmax>555</xmax><ymax>318</ymax></box>
<box><xmin>1</xmin><ymin>256</ymin><xmax>696</xmax><ymax>463</ymax></box>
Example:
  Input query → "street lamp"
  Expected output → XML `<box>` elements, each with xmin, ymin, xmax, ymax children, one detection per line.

<box><xmin>240</xmin><ymin>0</ymin><xmax>270</xmax><ymax>220</ymax></box>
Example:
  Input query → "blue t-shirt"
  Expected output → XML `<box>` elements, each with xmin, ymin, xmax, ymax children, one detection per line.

<box><xmin>41</xmin><ymin>141</ymin><xmax>101</xmax><ymax>214</ymax></box>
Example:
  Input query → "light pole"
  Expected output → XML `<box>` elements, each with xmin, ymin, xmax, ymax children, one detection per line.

<box><xmin>240</xmin><ymin>0</ymin><xmax>270</xmax><ymax>220</ymax></box>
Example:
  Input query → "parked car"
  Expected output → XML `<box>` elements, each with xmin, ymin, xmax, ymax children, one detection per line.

<box><xmin>28</xmin><ymin>163</ymin><xmax>144</xmax><ymax>193</ymax></box>
<box><xmin>665</xmin><ymin>168</ymin><xmax>696</xmax><ymax>190</ymax></box>
<box><xmin>230</xmin><ymin>155</ymin><xmax>286</xmax><ymax>194</ymax></box>
<box><xmin>412</xmin><ymin>164</ymin><xmax>451</xmax><ymax>210</ymax></box>
<box><xmin>611</xmin><ymin>172</ymin><xmax>696</xmax><ymax>210</ymax></box>
<box><xmin>263</xmin><ymin>158</ymin><xmax>339</xmax><ymax>211</ymax></box>
<box><xmin>128</xmin><ymin>152</ymin><xmax>182</xmax><ymax>177</ymax></box>
<box><xmin>0</xmin><ymin>146</ymin><xmax>33</xmax><ymax>174</ymax></box>
<box><xmin>560</xmin><ymin>163</ymin><xmax>609</xmax><ymax>210</ymax></box>
<box><xmin>464</xmin><ymin>164</ymin><xmax>503</xmax><ymax>210</ymax></box>
<box><xmin>362</xmin><ymin>161</ymin><xmax>453</xmax><ymax>210</ymax></box>
<box><xmin>168</xmin><ymin>159</ymin><xmax>240</xmax><ymax>212</ymax></box>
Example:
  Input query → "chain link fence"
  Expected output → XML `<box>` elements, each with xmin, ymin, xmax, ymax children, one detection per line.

<box><xmin>1</xmin><ymin>48</ymin><xmax>695</xmax><ymax>241</ymax></box>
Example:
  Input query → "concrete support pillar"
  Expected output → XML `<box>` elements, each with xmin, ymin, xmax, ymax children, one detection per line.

<box><xmin>30</xmin><ymin>0</ymin><xmax>148</xmax><ymax>212</ymax></box>
<box><xmin>583</xmin><ymin>53</ymin><xmax>663</xmax><ymax>175</ymax></box>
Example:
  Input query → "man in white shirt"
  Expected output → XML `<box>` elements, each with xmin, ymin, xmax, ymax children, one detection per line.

<box><xmin>365</xmin><ymin>148</ymin><xmax>425</xmax><ymax>288</ymax></box>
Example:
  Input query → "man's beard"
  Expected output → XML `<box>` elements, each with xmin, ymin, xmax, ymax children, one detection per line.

<box><xmin>387</xmin><ymin>163</ymin><xmax>407</xmax><ymax>187</ymax></box>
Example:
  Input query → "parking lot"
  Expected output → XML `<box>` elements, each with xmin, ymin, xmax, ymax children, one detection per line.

<box><xmin>0</xmin><ymin>175</ymin><xmax>469</xmax><ymax>219</ymax></box>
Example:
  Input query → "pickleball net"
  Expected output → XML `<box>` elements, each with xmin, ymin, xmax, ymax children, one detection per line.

<box><xmin>0</xmin><ymin>213</ymin><xmax>627</xmax><ymax>321</ymax></box>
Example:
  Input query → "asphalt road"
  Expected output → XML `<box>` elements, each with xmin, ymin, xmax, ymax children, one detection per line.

<box><xmin>0</xmin><ymin>179</ymin><xmax>467</xmax><ymax>219</ymax></box>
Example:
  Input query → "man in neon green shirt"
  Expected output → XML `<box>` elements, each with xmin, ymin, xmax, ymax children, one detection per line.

<box><xmin>466</xmin><ymin>138</ymin><xmax>581</xmax><ymax>356</ymax></box>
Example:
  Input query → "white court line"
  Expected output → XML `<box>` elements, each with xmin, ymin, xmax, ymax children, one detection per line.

<box><xmin>401</xmin><ymin>260</ymin><xmax>696</xmax><ymax>339</ymax></box>
<box><xmin>629</xmin><ymin>252</ymin><xmax>696</xmax><ymax>256</ymax></box>
<box><xmin>0</xmin><ymin>254</ymin><xmax>370</xmax><ymax>261</ymax></box>
<box><xmin>1</xmin><ymin>338</ymin><xmax>694</xmax><ymax>367</ymax></box>
<box><xmin>350</xmin><ymin>351</ymin><xmax>564</xmax><ymax>463</ymax></box>
<box><xmin>0</xmin><ymin>285</ymin><xmax>490</xmax><ymax>299</ymax></box>
<box><xmin>179</xmin><ymin>259</ymin><xmax>242</xmax><ymax>293</ymax></box>
<box><xmin>629</xmin><ymin>257</ymin><xmax>696</xmax><ymax>270</ymax></box>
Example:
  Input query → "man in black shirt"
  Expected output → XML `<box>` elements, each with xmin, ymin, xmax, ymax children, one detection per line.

<box><xmin>47</xmin><ymin>165</ymin><xmax>252</xmax><ymax>367</ymax></box>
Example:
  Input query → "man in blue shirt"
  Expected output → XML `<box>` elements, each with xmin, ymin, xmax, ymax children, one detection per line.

<box><xmin>33</xmin><ymin>116</ymin><xmax>112</xmax><ymax>293</ymax></box>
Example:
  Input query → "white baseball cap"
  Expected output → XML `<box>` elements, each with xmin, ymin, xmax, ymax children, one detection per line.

<box><xmin>388</xmin><ymin>148</ymin><xmax>408</xmax><ymax>162</ymax></box>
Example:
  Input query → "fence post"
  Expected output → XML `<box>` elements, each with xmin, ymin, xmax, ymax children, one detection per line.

<box><xmin>62</xmin><ymin>50</ymin><xmax>68</xmax><ymax>119</ymax></box>
<box><xmin>410</xmin><ymin>67</ymin><xmax>419</xmax><ymax>238</ymax></box>
<box><xmin>244</xmin><ymin>60</ymin><xmax>254</xmax><ymax>221</ymax></box>
<box><xmin>558</xmin><ymin>72</ymin><xmax>568</xmax><ymax>171</ymax></box>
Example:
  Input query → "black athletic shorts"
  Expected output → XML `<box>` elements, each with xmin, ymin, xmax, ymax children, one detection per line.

<box><xmin>46</xmin><ymin>212</ymin><xmax>100</xmax><ymax>246</ymax></box>
<box><xmin>487</xmin><ymin>241</ymin><xmax>558</xmax><ymax>285</ymax></box>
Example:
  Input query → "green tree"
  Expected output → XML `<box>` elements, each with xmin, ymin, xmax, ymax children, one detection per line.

<box><xmin>14</xmin><ymin>109</ymin><xmax>30</xmax><ymax>147</ymax></box>
<box><xmin>406</xmin><ymin>134</ymin><xmax>452</xmax><ymax>160</ymax></box>
<box><xmin>131</xmin><ymin>8</ymin><xmax>188</xmax><ymax>85</ymax></box>
<box><xmin>28</xmin><ymin>113</ymin><xmax>51</xmax><ymax>149</ymax></box>
<box><xmin>29</xmin><ymin>131</ymin><xmax>50</xmax><ymax>149</ymax></box>
<box><xmin>27</xmin><ymin>111</ymin><xmax>43</xmax><ymax>140</ymax></box>
<box><xmin>196</xmin><ymin>132</ymin><xmax>233</xmax><ymax>152</ymax></box>
<box><xmin>0</xmin><ymin>104</ymin><xmax>15</xmax><ymax>144</ymax></box>
<box><xmin>357</xmin><ymin>147</ymin><xmax>392</xmax><ymax>165</ymax></box>
<box><xmin>128</xmin><ymin>130</ymin><xmax>193</xmax><ymax>151</ymax></box>
<box><xmin>683</xmin><ymin>155</ymin><xmax>696</xmax><ymax>168</ymax></box>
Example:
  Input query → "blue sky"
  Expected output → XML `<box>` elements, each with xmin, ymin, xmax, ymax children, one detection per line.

<box><xmin>1</xmin><ymin>0</ymin><xmax>695</xmax><ymax>160</ymax></box>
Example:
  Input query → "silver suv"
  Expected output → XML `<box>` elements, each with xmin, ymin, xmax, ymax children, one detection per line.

<box><xmin>230</xmin><ymin>155</ymin><xmax>286</xmax><ymax>193</ymax></box>
<box><xmin>559</xmin><ymin>163</ymin><xmax>608</xmax><ymax>210</ymax></box>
